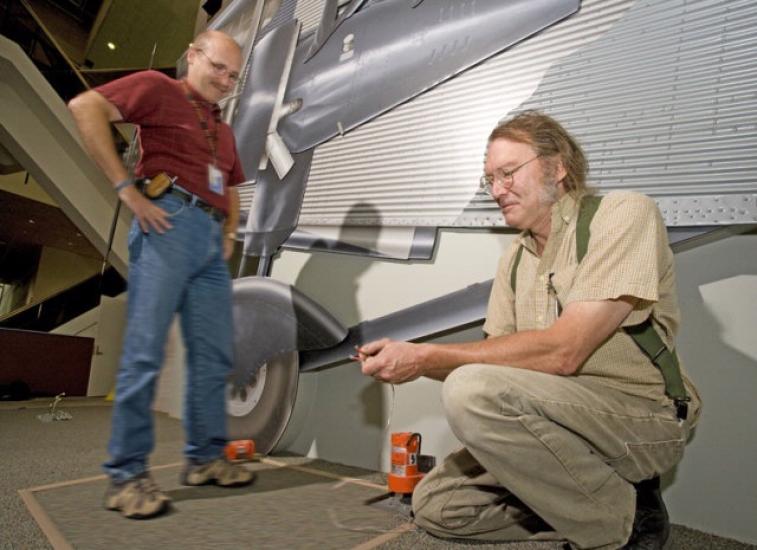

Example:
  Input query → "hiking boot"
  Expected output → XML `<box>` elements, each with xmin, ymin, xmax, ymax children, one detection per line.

<box><xmin>104</xmin><ymin>472</ymin><xmax>171</xmax><ymax>519</ymax></box>
<box><xmin>623</xmin><ymin>477</ymin><xmax>671</xmax><ymax>549</ymax></box>
<box><xmin>180</xmin><ymin>457</ymin><xmax>255</xmax><ymax>487</ymax></box>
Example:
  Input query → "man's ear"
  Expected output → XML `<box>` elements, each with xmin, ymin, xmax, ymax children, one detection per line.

<box><xmin>555</xmin><ymin>158</ymin><xmax>567</xmax><ymax>184</ymax></box>
<box><xmin>186</xmin><ymin>46</ymin><xmax>197</xmax><ymax>66</ymax></box>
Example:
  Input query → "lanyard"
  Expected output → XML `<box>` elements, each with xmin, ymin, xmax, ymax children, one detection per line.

<box><xmin>181</xmin><ymin>80</ymin><xmax>220</xmax><ymax>163</ymax></box>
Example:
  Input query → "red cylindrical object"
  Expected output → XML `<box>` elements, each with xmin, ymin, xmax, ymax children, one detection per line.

<box><xmin>387</xmin><ymin>432</ymin><xmax>424</xmax><ymax>494</ymax></box>
<box><xmin>225</xmin><ymin>439</ymin><xmax>255</xmax><ymax>461</ymax></box>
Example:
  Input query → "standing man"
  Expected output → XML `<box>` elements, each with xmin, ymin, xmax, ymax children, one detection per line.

<box><xmin>68</xmin><ymin>30</ymin><xmax>253</xmax><ymax>519</ymax></box>
<box><xmin>357</xmin><ymin>111</ymin><xmax>700</xmax><ymax>548</ymax></box>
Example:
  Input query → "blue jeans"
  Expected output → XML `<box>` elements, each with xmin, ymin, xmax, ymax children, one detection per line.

<box><xmin>104</xmin><ymin>193</ymin><xmax>233</xmax><ymax>482</ymax></box>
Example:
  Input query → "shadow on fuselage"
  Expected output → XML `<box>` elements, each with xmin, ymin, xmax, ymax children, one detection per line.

<box><xmin>281</xmin><ymin>202</ymin><xmax>387</xmax><ymax>469</ymax></box>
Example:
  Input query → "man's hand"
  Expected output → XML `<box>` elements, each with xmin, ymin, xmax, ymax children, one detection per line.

<box><xmin>68</xmin><ymin>90</ymin><xmax>173</xmax><ymax>235</ymax></box>
<box><xmin>223</xmin><ymin>187</ymin><xmax>240</xmax><ymax>261</ymax></box>
<box><xmin>223</xmin><ymin>235</ymin><xmax>235</xmax><ymax>260</ymax></box>
<box><xmin>356</xmin><ymin>338</ymin><xmax>426</xmax><ymax>384</ymax></box>
<box><xmin>118</xmin><ymin>186</ymin><xmax>172</xmax><ymax>234</ymax></box>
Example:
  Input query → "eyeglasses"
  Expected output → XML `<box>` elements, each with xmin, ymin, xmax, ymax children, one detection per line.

<box><xmin>480</xmin><ymin>155</ymin><xmax>540</xmax><ymax>196</ymax></box>
<box><xmin>194</xmin><ymin>48</ymin><xmax>240</xmax><ymax>83</ymax></box>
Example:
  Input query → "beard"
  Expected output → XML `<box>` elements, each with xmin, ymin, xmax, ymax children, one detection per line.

<box><xmin>539</xmin><ymin>179</ymin><xmax>561</xmax><ymax>205</ymax></box>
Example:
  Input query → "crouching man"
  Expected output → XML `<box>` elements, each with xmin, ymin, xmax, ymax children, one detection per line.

<box><xmin>356</xmin><ymin>111</ymin><xmax>700</xmax><ymax>549</ymax></box>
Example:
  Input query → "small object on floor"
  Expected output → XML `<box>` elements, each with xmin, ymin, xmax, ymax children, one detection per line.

<box><xmin>104</xmin><ymin>472</ymin><xmax>171</xmax><ymax>519</ymax></box>
<box><xmin>36</xmin><ymin>393</ymin><xmax>72</xmax><ymax>422</ymax></box>
<box><xmin>623</xmin><ymin>476</ymin><xmax>671</xmax><ymax>549</ymax></box>
<box><xmin>387</xmin><ymin>432</ymin><xmax>435</xmax><ymax>495</ymax></box>
<box><xmin>181</xmin><ymin>457</ymin><xmax>255</xmax><ymax>487</ymax></box>
<box><xmin>224</xmin><ymin>439</ymin><xmax>255</xmax><ymax>461</ymax></box>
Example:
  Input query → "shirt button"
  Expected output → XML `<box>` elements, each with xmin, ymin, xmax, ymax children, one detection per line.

<box><xmin>539</xmin><ymin>275</ymin><xmax>545</xmax><ymax>283</ymax></box>
<box><xmin>537</xmin><ymin>315</ymin><xmax>544</xmax><ymax>322</ymax></box>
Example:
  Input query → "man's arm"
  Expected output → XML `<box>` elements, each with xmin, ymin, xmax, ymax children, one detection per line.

<box><xmin>68</xmin><ymin>90</ymin><xmax>126</xmax><ymax>183</ymax></box>
<box><xmin>222</xmin><ymin>186</ymin><xmax>240</xmax><ymax>260</ymax></box>
<box><xmin>67</xmin><ymin>90</ymin><xmax>171</xmax><ymax>234</ymax></box>
<box><xmin>358</xmin><ymin>296</ymin><xmax>635</xmax><ymax>384</ymax></box>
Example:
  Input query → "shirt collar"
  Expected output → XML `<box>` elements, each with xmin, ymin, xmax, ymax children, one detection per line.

<box><xmin>553</xmin><ymin>192</ymin><xmax>581</xmax><ymax>229</ymax></box>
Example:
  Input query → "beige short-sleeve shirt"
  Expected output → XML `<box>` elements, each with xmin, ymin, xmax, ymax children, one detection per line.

<box><xmin>483</xmin><ymin>191</ymin><xmax>700</xmax><ymax>419</ymax></box>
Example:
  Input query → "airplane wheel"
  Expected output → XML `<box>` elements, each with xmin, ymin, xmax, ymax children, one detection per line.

<box><xmin>226</xmin><ymin>350</ymin><xmax>299</xmax><ymax>456</ymax></box>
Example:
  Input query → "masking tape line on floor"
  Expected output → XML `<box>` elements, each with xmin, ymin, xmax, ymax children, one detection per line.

<box><xmin>260</xmin><ymin>457</ymin><xmax>386</xmax><ymax>490</ymax></box>
<box><xmin>350</xmin><ymin>522</ymin><xmax>415</xmax><ymax>550</ymax></box>
<box><xmin>18</xmin><ymin>489</ymin><xmax>74</xmax><ymax>550</ymax></box>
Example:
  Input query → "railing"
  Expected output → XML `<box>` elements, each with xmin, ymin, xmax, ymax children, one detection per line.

<box><xmin>0</xmin><ymin>0</ymin><xmax>130</xmax><ymax>332</ymax></box>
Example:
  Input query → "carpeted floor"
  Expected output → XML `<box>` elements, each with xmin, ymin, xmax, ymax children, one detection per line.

<box><xmin>27</xmin><ymin>459</ymin><xmax>406</xmax><ymax>549</ymax></box>
<box><xmin>1</xmin><ymin>399</ymin><xmax>755</xmax><ymax>550</ymax></box>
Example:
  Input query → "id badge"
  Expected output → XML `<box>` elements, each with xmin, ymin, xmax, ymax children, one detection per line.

<box><xmin>208</xmin><ymin>164</ymin><xmax>224</xmax><ymax>195</ymax></box>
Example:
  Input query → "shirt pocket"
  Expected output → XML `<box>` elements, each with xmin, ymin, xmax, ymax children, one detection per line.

<box><xmin>548</xmin><ymin>264</ymin><xmax>577</xmax><ymax>315</ymax></box>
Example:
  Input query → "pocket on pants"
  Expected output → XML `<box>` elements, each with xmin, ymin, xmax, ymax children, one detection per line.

<box><xmin>127</xmin><ymin>221</ymin><xmax>143</xmax><ymax>260</ymax></box>
<box><xmin>154</xmin><ymin>195</ymin><xmax>186</xmax><ymax>218</ymax></box>
<box><xmin>605</xmin><ymin>436</ymin><xmax>685</xmax><ymax>482</ymax></box>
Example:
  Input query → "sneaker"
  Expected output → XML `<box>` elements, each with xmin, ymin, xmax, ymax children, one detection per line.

<box><xmin>180</xmin><ymin>457</ymin><xmax>255</xmax><ymax>487</ymax></box>
<box><xmin>104</xmin><ymin>472</ymin><xmax>171</xmax><ymax>519</ymax></box>
<box><xmin>623</xmin><ymin>477</ymin><xmax>671</xmax><ymax>549</ymax></box>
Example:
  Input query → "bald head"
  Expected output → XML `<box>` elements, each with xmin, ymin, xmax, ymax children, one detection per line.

<box><xmin>186</xmin><ymin>30</ymin><xmax>242</xmax><ymax>103</ymax></box>
<box><xmin>191</xmin><ymin>30</ymin><xmax>241</xmax><ymax>55</ymax></box>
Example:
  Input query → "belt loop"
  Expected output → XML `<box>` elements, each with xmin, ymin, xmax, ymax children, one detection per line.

<box><xmin>190</xmin><ymin>195</ymin><xmax>199</xmax><ymax>207</ymax></box>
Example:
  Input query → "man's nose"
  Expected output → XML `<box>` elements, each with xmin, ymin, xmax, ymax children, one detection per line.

<box><xmin>492</xmin><ymin>183</ymin><xmax>509</xmax><ymax>201</ymax></box>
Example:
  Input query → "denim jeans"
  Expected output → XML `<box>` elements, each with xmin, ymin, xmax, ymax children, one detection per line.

<box><xmin>412</xmin><ymin>365</ymin><xmax>692</xmax><ymax>549</ymax></box>
<box><xmin>104</xmin><ymin>193</ymin><xmax>233</xmax><ymax>482</ymax></box>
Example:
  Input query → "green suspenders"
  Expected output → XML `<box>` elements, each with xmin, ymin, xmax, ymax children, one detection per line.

<box><xmin>509</xmin><ymin>195</ymin><xmax>690</xmax><ymax>420</ymax></box>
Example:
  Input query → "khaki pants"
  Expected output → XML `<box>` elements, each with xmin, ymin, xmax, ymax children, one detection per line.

<box><xmin>412</xmin><ymin>365</ymin><xmax>692</xmax><ymax>549</ymax></box>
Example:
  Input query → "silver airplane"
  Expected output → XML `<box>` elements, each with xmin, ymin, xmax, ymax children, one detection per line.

<box><xmin>210</xmin><ymin>0</ymin><xmax>582</xmax><ymax>453</ymax></box>
<box><xmin>220</xmin><ymin>0</ymin><xmax>580</xmax><ymax>259</ymax></box>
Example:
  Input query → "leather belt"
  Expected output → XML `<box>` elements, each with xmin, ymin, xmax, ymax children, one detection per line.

<box><xmin>165</xmin><ymin>185</ymin><xmax>225</xmax><ymax>222</ymax></box>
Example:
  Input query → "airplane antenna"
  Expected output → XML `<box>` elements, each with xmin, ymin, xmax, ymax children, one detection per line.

<box><xmin>148</xmin><ymin>42</ymin><xmax>157</xmax><ymax>70</ymax></box>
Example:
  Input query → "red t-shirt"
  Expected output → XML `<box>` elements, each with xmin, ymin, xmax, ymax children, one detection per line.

<box><xmin>95</xmin><ymin>70</ymin><xmax>245</xmax><ymax>213</ymax></box>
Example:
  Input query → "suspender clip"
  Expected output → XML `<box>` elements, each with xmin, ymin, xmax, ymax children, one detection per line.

<box><xmin>675</xmin><ymin>396</ymin><xmax>690</xmax><ymax>421</ymax></box>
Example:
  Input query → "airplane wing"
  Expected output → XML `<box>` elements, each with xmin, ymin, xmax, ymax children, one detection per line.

<box><xmin>280</xmin><ymin>0</ymin><xmax>581</xmax><ymax>153</ymax></box>
<box><xmin>231</xmin><ymin>0</ymin><xmax>581</xmax><ymax>258</ymax></box>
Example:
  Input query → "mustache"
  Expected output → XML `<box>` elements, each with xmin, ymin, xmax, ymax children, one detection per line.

<box><xmin>495</xmin><ymin>180</ymin><xmax>561</xmax><ymax>207</ymax></box>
